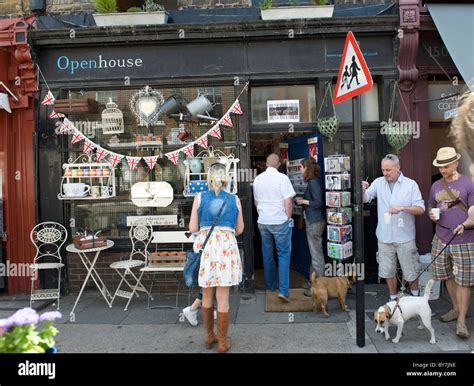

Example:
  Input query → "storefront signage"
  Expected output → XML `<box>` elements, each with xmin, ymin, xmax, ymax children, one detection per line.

<box><xmin>127</xmin><ymin>215</ymin><xmax>178</xmax><ymax>226</ymax></box>
<box><xmin>267</xmin><ymin>100</ymin><xmax>300</xmax><ymax>123</ymax></box>
<box><xmin>56</xmin><ymin>55</ymin><xmax>143</xmax><ymax>75</ymax></box>
<box><xmin>444</xmin><ymin>107</ymin><xmax>458</xmax><ymax>120</ymax></box>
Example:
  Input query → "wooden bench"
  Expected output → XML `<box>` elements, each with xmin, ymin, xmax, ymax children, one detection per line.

<box><xmin>140</xmin><ymin>231</ymin><xmax>194</xmax><ymax>308</ymax></box>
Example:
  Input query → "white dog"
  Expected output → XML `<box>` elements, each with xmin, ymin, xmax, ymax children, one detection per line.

<box><xmin>373</xmin><ymin>279</ymin><xmax>436</xmax><ymax>344</ymax></box>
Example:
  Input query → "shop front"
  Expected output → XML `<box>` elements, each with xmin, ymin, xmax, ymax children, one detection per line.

<box><xmin>0</xmin><ymin>17</ymin><xmax>38</xmax><ymax>295</ymax></box>
<box><xmin>31</xmin><ymin>15</ymin><xmax>397</xmax><ymax>294</ymax></box>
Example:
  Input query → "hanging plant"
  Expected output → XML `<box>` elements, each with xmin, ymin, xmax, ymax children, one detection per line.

<box><xmin>317</xmin><ymin>82</ymin><xmax>339</xmax><ymax>142</ymax></box>
<box><xmin>385</xmin><ymin>82</ymin><xmax>412</xmax><ymax>153</ymax></box>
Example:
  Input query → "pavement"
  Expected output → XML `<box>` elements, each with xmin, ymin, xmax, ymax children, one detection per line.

<box><xmin>1</xmin><ymin>284</ymin><xmax>472</xmax><ymax>354</ymax></box>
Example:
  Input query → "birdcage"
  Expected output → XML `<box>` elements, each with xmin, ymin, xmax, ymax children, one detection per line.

<box><xmin>102</xmin><ymin>98</ymin><xmax>124</xmax><ymax>135</ymax></box>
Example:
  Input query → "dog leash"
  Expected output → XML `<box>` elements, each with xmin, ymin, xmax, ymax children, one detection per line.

<box><xmin>399</xmin><ymin>229</ymin><xmax>460</xmax><ymax>296</ymax></box>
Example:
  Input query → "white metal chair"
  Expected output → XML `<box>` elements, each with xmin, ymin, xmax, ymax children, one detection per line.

<box><xmin>30</xmin><ymin>222</ymin><xmax>68</xmax><ymax>310</ymax></box>
<box><xmin>110</xmin><ymin>221</ymin><xmax>154</xmax><ymax>311</ymax></box>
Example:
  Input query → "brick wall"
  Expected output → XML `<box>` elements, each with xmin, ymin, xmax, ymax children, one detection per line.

<box><xmin>0</xmin><ymin>0</ymin><xmax>96</xmax><ymax>17</ymax></box>
<box><xmin>0</xmin><ymin>0</ymin><xmax>23</xmax><ymax>17</ymax></box>
<box><xmin>46</xmin><ymin>0</ymin><xmax>96</xmax><ymax>14</ymax></box>
<box><xmin>66</xmin><ymin>251</ymin><xmax>184</xmax><ymax>295</ymax></box>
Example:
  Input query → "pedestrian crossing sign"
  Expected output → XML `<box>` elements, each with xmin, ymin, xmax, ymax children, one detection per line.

<box><xmin>333</xmin><ymin>31</ymin><xmax>373</xmax><ymax>105</ymax></box>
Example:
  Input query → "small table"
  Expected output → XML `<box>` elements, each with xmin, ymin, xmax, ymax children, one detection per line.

<box><xmin>67</xmin><ymin>240</ymin><xmax>114</xmax><ymax>322</ymax></box>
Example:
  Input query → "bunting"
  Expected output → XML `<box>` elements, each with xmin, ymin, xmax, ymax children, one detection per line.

<box><xmin>59</xmin><ymin>118</ymin><xmax>73</xmax><ymax>134</ymax></box>
<box><xmin>41</xmin><ymin>91</ymin><xmax>55</xmax><ymax>106</ymax></box>
<box><xmin>230</xmin><ymin>100</ymin><xmax>243</xmax><ymax>115</ymax></box>
<box><xmin>195</xmin><ymin>135</ymin><xmax>208</xmax><ymax>150</ymax></box>
<box><xmin>70</xmin><ymin>130</ymin><xmax>84</xmax><ymax>145</ymax></box>
<box><xmin>95</xmin><ymin>147</ymin><xmax>109</xmax><ymax>162</ymax></box>
<box><xmin>83</xmin><ymin>139</ymin><xmax>95</xmax><ymax>154</ymax></box>
<box><xmin>44</xmin><ymin>75</ymin><xmax>248</xmax><ymax>169</ymax></box>
<box><xmin>143</xmin><ymin>156</ymin><xmax>158</xmax><ymax>171</ymax></box>
<box><xmin>220</xmin><ymin>114</ymin><xmax>233</xmax><ymax>127</ymax></box>
<box><xmin>50</xmin><ymin>110</ymin><xmax>65</xmax><ymax>119</ymax></box>
<box><xmin>209</xmin><ymin>126</ymin><xmax>222</xmax><ymax>140</ymax></box>
<box><xmin>126</xmin><ymin>156</ymin><xmax>141</xmax><ymax>171</ymax></box>
<box><xmin>182</xmin><ymin>144</ymin><xmax>194</xmax><ymax>158</ymax></box>
<box><xmin>109</xmin><ymin>153</ymin><xmax>124</xmax><ymax>168</ymax></box>
<box><xmin>165</xmin><ymin>151</ymin><xmax>180</xmax><ymax>165</ymax></box>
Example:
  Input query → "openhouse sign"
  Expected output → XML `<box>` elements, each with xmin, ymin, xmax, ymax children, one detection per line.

<box><xmin>56</xmin><ymin>54</ymin><xmax>144</xmax><ymax>75</ymax></box>
<box><xmin>38</xmin><ymin>44</ymin><xmax>246</xmax><ymax>82</ymax></box>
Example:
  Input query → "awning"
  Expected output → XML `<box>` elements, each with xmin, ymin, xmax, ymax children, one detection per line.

<box><xmin>427</xmin><ymin>4</ymin><xmax>474</xmax><ymax>91</ymax></box>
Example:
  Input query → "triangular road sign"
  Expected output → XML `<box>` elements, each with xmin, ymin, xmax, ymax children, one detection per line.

<box><xmin>333</xmin><ymin>31</ymin><xmax>373</xmax><ymax>105</ymax></box>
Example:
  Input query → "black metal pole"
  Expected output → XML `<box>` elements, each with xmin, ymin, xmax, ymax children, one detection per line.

<box><xmin>352</xmin><ymin>95</ymin><xmax>365</xmax><ymax>348</ymax></box>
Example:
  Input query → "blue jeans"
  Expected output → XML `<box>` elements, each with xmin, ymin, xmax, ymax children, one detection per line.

<box><xmin>258</xmin><ymin>221</ymin><xmax>292</xmax><ymax>297</ymax></box>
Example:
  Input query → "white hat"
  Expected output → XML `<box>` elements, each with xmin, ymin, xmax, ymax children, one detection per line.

<box><xmin>432</xmin><ymin>147</ymin><xmax>461</xmax><ymax>167</ymax></box>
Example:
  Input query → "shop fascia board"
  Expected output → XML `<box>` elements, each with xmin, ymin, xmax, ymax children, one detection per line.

<box><xmin>30</xmin><ymin>16</ymin><xmax>398</xmax><ymax>47</ymax></box>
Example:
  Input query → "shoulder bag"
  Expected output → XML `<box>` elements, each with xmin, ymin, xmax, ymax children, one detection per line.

<box><xmin>183</xmin><ymin>193</ymin><xmax>231</xmax><ymax>288</ymax></box>
<box><xmin>441</xmin><ymin>178</ymin><xmax>468</xmax><ymax>213</ymax></box>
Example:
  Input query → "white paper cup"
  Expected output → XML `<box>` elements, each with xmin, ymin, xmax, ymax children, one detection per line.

<box><xmin>431</xmin><ymin>208</ymin><xmax>440</xmax><ymax>220</ymax></box>
<box><xmin>383</xmin><ymin>212</ymin><xmax>391</xmax><ymax>225</ymax></box>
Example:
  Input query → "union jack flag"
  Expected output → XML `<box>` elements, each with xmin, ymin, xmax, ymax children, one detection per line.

<box><xmin>220</xmin><ymin>114</ymin><xmax>233</xmax><ymax>127</ymax></box>
<box><xmin>50</xmin><ymin>110</ymin><xmax>65</xmax><ymax>119</ymax></box>
<box><xmin>126</xmin><ymin>156</ymin><xmax>141</xmax><ymax>171</ymax></box>
<box><xmin>59</xmin><ymin>118</ymin><xmax>73</xmax><ymax>134</ymax></box>
<box><xmin>95</xmin><ymin>147</ymin><xmax>109</xmax><ymax>162</ymax></box>
<box><xmin>209</xmin><ymin>126</ymin><xmax>222</xmax><ymax>140</ymax></box>
<box><xmin>70</xmin><ymin>130</ymin><xmax>84</xmax><ymax>145</ymax></box>
<box><xmin>230</xmin><ymin>100</ymin><xmax>243</xmax><ymax>115</ymax></box>
<box><xmin>183</xmin><ymin>144</ymin><xmax>194</xmax><ymax>158</ymax></box>
<box><xmin>109</xmin><ymin>153</ymin><xmax>124</xmax><ymax>168</ymax></box>
<box><xmin>144</xmin><ymin>156</ymin><xmax>158</xmax><ymax>170</ymax></box>
<box><xmin>165</xmin><ymin>151</ymin><xmax>179</xmax><ymax>165</ymax></box>
<box><xmin>195</xmin><ymin>135</ymin><xmax>208</xmax><ymax>150</ymax></box>
<box><xmin>41</xmin><ymin>91</ymin><xmax>55</xmax><ymax>106</ymax></box>
<box><xmin>83</xmin><ymin>140</ymin><xmax>95</xmax><ymax>154</ymax></box>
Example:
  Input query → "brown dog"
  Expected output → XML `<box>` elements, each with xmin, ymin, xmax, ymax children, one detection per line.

<box><xmin>310</xmin><ymin>271</ymin><xmax>354</xmax><ymax>317</ymax></box>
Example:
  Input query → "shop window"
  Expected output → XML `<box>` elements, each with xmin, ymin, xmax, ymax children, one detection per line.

<box><xmin>61</xmin><ymin>85</ymin><xmax>236</xmax><ymax>241</ymax></box>
<box><xmin>251</xmin><ymin>85</ymin><xmax>316</xmax><ymax>125</ymax></box>
<box><xmin>333</xmin><ymin>84</ymin><xmax>379</xmax><ymax>123</ymax></box>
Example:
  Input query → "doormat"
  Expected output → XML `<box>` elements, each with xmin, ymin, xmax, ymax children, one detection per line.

<box><xmin>265</xmin><ymin>289</ymin><xmax>313</xmax><ymax>312</ymax></box>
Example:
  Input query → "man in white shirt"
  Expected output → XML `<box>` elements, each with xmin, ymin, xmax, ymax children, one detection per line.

<box><xmin>253</xmin><ymin>153</ymin><xmax>296</xmax><ymax>302</ymax></box>
<box><xmin>362</xmin><ymin>154</ymin><xmax>425</xmax><ymax>300</ymax></box>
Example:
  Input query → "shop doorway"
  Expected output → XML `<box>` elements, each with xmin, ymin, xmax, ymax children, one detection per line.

<box><xmin>249</xmin><ymin>131</ymin><xmax>315</xmax><ymax>290</ymax></box>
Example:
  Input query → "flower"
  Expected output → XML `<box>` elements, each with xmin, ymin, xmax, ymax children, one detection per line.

<box><xmin>0</xmin><ymin>307</ymin><xmax>62</xmax><ymax>353</ymax></box>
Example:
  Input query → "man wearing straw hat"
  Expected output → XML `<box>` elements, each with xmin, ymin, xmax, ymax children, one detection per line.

<box><xmin>428</xmin><ymin>147</ymin><xmax>474</xmax><ymax>339</ymax></box>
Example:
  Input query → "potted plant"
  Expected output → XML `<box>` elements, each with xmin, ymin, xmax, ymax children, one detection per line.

<box><xmin>93</xmin><ymin>0</ymin><xmax>168</xmax><ymax>27</ymax></box>
<box><xmin>0</xmin><ymin>308</ymin><xmax>61</xmax><ymax>353</ymax></box>
<box><xmin>260</xmin><ymin>0</ymin><xmax>334</xmax><ymax>20</ymax></box>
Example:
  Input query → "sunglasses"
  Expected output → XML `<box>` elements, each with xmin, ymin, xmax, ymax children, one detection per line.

<box><xmin>446</xmin><ymin>198</ymin><xmax>460</xmax><ymax>209</ymax></box>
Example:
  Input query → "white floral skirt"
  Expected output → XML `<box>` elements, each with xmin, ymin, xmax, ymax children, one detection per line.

<box><xmin>194</xmin><ymin>226</ymin><xmax>242</xmax><ymax>288</ymax></box>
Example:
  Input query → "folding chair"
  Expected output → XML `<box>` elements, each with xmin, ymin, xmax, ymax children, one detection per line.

<box><xmin>30</xmin><ymin>222</ymin><xmax>68</xmax><ymax>310</ymax></box>
<box><xmin>110</xmin><ymin>221</ymin><xmax>154</xmax><ymax>311</ymax></box>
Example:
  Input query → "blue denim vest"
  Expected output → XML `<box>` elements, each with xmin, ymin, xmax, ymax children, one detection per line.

<box><xmin>198</xmin><ymin>191</ymin><xmax>238</xmax><ymax>229</ymax></box>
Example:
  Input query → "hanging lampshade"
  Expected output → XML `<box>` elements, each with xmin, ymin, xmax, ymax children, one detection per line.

<box><xmin>102</xmin><ymin>98</ymin><xmax>124</xmax><ymax>135</ymax></box>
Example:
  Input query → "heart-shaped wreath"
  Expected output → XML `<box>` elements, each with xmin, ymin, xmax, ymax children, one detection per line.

<box><xmin>130</xmin><ymin>86</ymin><xmax>165</xmax><ymax>127</ymax></box>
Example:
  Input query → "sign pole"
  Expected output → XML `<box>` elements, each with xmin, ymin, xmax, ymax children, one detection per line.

<box><xmin>352</xmin><ymin>95</ymin><xmax>365</xmax><ymax>347</ymax></box>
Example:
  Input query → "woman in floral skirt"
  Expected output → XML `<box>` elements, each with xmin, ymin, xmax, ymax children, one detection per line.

<box><xmin>189</xmin><ymin>163</ymin><xmax>244</xmax><ymax>353</ymax></box>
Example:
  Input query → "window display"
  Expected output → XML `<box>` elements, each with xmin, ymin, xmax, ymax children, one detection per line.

<box><xmin>59</xmin><ymin>86</ymin><xmax>238</xmax><ymax>241</ymax></box>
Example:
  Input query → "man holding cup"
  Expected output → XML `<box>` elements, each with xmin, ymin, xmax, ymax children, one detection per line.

<box><xmin>428</xmin><ymin>147</ymin><xmax>474</xmax><ymax>338</ymax></box>
<box><xmin>362</xmin><ymin>154</ymin><xmax>425</xmax><ymax>301</ymax></box>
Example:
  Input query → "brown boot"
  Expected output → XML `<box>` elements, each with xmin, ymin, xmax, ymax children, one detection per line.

<box><xmin>217</xmin><ymin>311</ymin><xmax>231</xmax><ymax>353</ymax></box>
<box><xmin>201</xmin><ymin>307</ymin><xmax>218</xmax><ymax>349</ymax></box>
